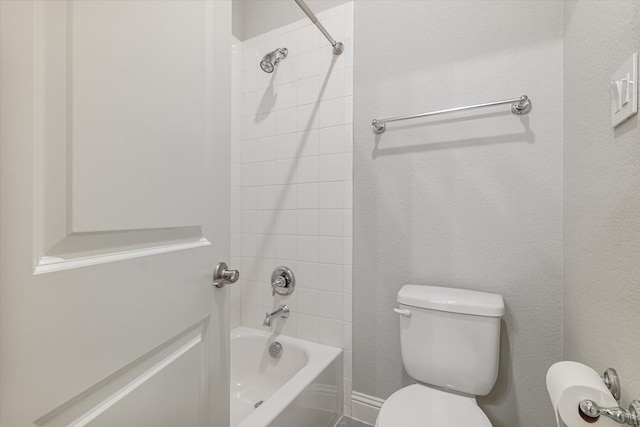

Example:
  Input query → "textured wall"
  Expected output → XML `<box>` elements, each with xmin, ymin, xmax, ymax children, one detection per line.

<box><xmin>352</xmin><ymin>2</ymin><xmax>564</xmax><ymax>426</ymax></box>
<box><xmin>563</xmin><ymin>0</ymin><xmax>640</xmax><ymax>407</ymax></box>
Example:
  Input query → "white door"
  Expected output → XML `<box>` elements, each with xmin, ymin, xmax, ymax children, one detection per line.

<box><xmin>0</xmin><ymin>1</ymin><xmax>232</xmax><ymax>426</ymax></box>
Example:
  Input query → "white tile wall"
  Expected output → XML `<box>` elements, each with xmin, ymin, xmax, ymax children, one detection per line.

<box><xmin>232</xmin><ymin>2</ymin><xmax>354</xmax><ymax>414</ymax></box>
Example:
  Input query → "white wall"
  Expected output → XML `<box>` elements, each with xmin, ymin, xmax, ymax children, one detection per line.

<box><xmin>236</xmin><ymin>0</ymin><xmax>349</xmax><ymax>40</ymax></box>
<box><xmin>563</xmin><ymin>0</ymin><xmax>640</xmax><ymax>406</ymax></box>
<box><xmin>233</xmin><ymin>2</ymin><xmax>355</xmax><ymax>414</ymax></box>
<box><xmin>352</xmin><ymin>2</ymin><xmax>564</xmax><ymax>426</ymax></box>
<box><xmin>231</xmin><ymin>35</ymin><xmax>243</xmax><ymax>330</ymax></box>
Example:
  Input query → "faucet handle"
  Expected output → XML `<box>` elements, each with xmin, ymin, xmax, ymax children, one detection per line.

<box><xmin>271</xmin><ymin>266</ymin><xmax>295</xmax><ymax>296</ymax></box>
<box><xmin>273</xmin><ymin>276</ymin><xmax>286</xmax><ymax>288</ymax></box>
<box><xmin>272</xmin><ymin>277</ymin><xmax>285</xmax><ymax>296</ymax></box>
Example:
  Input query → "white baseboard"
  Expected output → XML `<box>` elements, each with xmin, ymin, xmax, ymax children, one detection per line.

<box><xmin>350</xmin><ymin>391</ymin><xmax>385</xmax><ymax>426</ymax></box>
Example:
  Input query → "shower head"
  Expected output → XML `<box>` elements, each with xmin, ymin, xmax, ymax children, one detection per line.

<box><xmin>260</xmin><ymin>48</ymin><xmax>288</xmax><ymax>73</ymax></box>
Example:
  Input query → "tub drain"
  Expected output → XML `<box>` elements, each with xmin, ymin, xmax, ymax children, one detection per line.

<box><xmin>254</xmin><ymin>400</ymin><xmax>264</xmax><ymax>409</ymax></box>
<box><xmin>268</xmin><ymin>342</ymin><xmax>283</xmax><ymax>359</ymax></box>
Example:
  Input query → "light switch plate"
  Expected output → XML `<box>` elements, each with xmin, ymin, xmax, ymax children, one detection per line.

<box><xmin>611</xmin><ymin>53</ymin><xmax>638</xmax><ymax>128</ymax></box>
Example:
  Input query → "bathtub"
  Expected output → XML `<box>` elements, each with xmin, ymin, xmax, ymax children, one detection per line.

<box><xmin>230</xmin><ymin>327</ymin><xmax>343</xmax><ymax>427</ymax></box>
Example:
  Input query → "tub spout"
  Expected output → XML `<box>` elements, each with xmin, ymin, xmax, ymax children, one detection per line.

<box><xmin>263</xmin><ymin>304</ymin><xmax>289</xmax><ymax>327</ymax></box>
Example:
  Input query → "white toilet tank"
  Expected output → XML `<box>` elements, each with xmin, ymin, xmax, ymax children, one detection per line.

<box><xmin>397</xmin><ymin>285</ymin><xmax>505</xmax><ymax>396</ymax></box>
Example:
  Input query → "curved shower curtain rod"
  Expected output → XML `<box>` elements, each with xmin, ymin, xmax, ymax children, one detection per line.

<box><xmin>294</xmin><ymin>0</ymin><xmax>344</xmax><ymax>55</ymax></box>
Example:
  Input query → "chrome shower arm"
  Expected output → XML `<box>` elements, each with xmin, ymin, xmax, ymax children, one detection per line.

<box><xmin>294</xmin><ymin>0</ymin><xmax>344</xmax><ymax>55</ymax></box>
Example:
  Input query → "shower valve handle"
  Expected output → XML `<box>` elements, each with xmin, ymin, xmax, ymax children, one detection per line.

<box><xmin>271</xmin><ymin>266</ymin><xmax>295</xmax><ymax>296</ymax></box>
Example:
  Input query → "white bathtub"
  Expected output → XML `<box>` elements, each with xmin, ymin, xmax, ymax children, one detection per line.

<box><xmin>230</xmin><ymin>327</ymin><xmax>343</xmax><ymax>427</ymax></box>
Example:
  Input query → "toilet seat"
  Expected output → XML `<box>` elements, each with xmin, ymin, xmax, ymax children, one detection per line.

<box><xmin>375</xmin><ymin>384</ymin><xmax>492</xmax><ymax>427</ymax></box>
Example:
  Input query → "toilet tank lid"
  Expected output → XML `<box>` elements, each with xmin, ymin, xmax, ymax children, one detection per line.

<box><xmin>397</xmin><ymin>285</ymin><xmax>505</xmax><ymax>317</ymax></box>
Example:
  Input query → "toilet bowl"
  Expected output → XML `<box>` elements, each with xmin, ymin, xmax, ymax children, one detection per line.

<box><xmin>375</xmin><ymin>384</ymin><xmax>491</xmax><ymax>427</ymax></box>
<box><xmin>375</xmin><ymin>285</ymin><xmax>504</xmax><ymax>427</ymax></box>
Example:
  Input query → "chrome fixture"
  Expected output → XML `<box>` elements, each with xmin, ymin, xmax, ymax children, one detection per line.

<box><xmin>268</xmin><ymin>342</ymin><xmax>283</xmax><ymax>359</ymax></box>
<box><xmin>263</xmin><ymin>304</ymin><xmax>290</xmax><ymax>327</ymax></box>
<box><xmin>602</xmin><ymin>367</ymin><xmax>622</xmax><ymax>401</ymax></box>
<box><xmin>579</xmin><ymin>399</ymin><xmax>640</xmax><ymax>426</ymax></box>
<box><xmin>212</xmin><ymin>262</ymin><xmax>239</xmax><ymax>288</ymax></box>
<box><xmin>271</xmin><ymin>266</ymin><xmax>295</xmax><ymax>296</ymax></box>
<box><xmin>371</xmin><ymin>95</ymin><xmax>532</xmax><ymax>134</ymax></box>
<box><xmin>294</xmin><ymin>0</ymin><xmax>343</xmax><ymax>55</ymax></box>
<box><xmin>260</xmin><ymin>48</ymin><xmax>288</xmax><ymax>73</ymax></box>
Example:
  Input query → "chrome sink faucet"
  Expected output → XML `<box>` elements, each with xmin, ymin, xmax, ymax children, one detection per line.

<box><xmin>263</xmin><ymin>304</ymin><xmax>289</xmax><ymax>327</ymax></box>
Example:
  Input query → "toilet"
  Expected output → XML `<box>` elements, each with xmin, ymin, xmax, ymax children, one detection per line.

<box><xmin>376</xmin><ymin>284</ymin><xmax>505</xmax><ymax>427</ymax></box>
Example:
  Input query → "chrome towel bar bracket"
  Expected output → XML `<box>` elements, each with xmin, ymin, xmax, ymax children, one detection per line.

<box><xmin>371</xmin><ymin>95</ymin><xmax>532</xmax><ymax>134</ymax></box>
